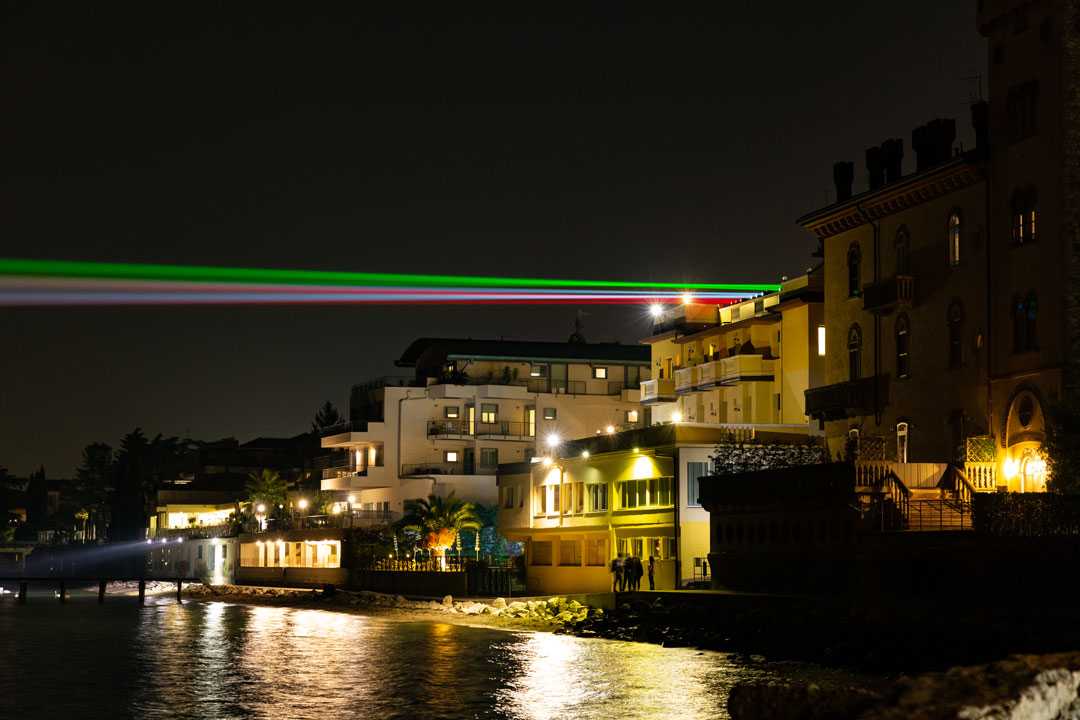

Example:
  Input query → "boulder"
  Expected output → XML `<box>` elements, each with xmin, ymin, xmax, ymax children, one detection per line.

<box><xmin>492</xmin><ymin>597</ymin><xmax>507</xmax><ymax>609</ymax></box>
<box><xmin>442</xmin><ymin>594</ymin><xmax>454</xmax><ymax>606</ymax></box>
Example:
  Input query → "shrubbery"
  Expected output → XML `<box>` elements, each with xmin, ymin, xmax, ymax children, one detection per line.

<box><xmin>973</xmin><ymin>492</ymin><xmax>1080</xmax><ymax>536</ymax></box>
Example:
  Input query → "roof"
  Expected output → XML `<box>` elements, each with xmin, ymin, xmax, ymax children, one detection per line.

<box><xmin>396</xmin><ymin>337</ymin><xmax>650</xmax><ymax>367</ymax></box>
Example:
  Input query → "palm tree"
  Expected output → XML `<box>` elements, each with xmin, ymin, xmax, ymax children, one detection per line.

<box><xmin>245</xmin><ymin>469</ymin><xmax>288</xmax><ymax>510</ymax></box>
<box><xmin>400</xmin><ymin>492</ymin><xmax>481</xmax><ymax>569</ymax></box>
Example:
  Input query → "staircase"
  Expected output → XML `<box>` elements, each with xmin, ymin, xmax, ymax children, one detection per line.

<box><xmin>855</xmin><ymin>462</ymin><xmax>976</xmax><ymax>533</ymax></box>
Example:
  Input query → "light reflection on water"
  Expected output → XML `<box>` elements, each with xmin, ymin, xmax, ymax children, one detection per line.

<box><xmin>3</xmin><ymin>599</ymin><xmax>853</xmax><ymax>719</ymax></box>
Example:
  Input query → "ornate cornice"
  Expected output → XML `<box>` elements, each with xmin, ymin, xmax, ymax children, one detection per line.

<box><xmin>796</xmin><ymin>158</ymin><xmax>986</xmax><ymax>241</ymax></box>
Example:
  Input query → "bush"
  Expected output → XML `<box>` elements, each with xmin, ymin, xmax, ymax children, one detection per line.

<box><xmin>973</xmin><ymin>493</ymin><xmax>1080</xmax><ymax>536</ymax></box>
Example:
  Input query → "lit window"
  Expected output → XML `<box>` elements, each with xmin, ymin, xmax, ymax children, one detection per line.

<box><xmin>1012</xmin><ymin>187</ymin><xmax>1038</xmax><ymax>244</ymax></box>
<box><xmin>817</xmin><ymin>325</ymin><xmax>826</xmax><ymax>357</ymax></box>
<box><xmin>626</xmin><ymin>409</ymin><xmax>639</xmax><ymax>423</ymax></box>
<box><xmin>559</xmin><ymin>540</ymin><xmax>581</xmax><ymax>566</ymax></box>
<box><xmin>529</xmin><ymin>365</ymin><xmax>547</xmax><ymax>378</ymax></box>
<box><xmin>895</xmin><ymin>314</ymin><xmax>911</xmax><ymax>380</ymax></box>
<box><xmin>444</xmin><ymin>451</ymin><xmax>459</xmax><ymax>463</ymax></box>
<box><xmin>444</xmin><ymin>406</ymin><xmax>459</xmax><ymax>419</ymax></box>
<box><xmin>480</xmin><ymin>404</ymin><xmax>497</xmax><ymax>424</ymax></box>
<box><xmin>896</xmin><ymin>422</ymin><xmax>909</xmax><ymax>463</ymax></box>
<box><xmin>543</xmin><ymin>407</ymin><xmax>557</xmax><ymax>420</ymax></box>
<box><xmin>587</xmin><ymin>484</ymin><xmax>609</xmax><ymax>512</ymax></box>
<box><xmin>948</xmin><ymin>212</ymin><xmax>962</xmax><ymax>266</ymax></box>
<box><xmin>593</xmin><ymin>367</ymin><xmax>608</xmax><ymax>379</ymax></box>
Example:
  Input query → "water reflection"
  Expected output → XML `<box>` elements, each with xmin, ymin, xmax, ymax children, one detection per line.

<box><xmin>4</xmin><ymin>601</ymin><xmax>858</xmax><ymax>720</ymax></box>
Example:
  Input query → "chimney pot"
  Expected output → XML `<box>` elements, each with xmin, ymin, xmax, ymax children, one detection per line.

<box><xmin>833</xmin><ymin>161</ymin><xmax>855</xmax><ymax>202</ymax></box>
<box><xmin>866</xmin><ymin>146</ymin><xmax>885</xmax><ymax>191</ymax></box>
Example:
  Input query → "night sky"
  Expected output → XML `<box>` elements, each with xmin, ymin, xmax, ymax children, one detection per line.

<box><xmin>1</xmin><ymin>3</ymin><xmax>985</xmax><ymax>475</ymax></box>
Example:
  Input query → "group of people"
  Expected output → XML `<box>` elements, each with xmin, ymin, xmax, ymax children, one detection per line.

<box><xmin>610</xmin><ymin>553</ymin><xmax>654</xmax><ymax>592</ymax></box>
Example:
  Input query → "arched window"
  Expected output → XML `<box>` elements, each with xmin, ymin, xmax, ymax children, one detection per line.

<box><xmin>1025</xmin><ymin>291</ymin><xmax>1038</xmax><ymax>351</ymax></box>
<box><xmin>895</xmin><ymin>314</ymin><xmax>911</xmax><ymax>379</ymax></box>
<box><xmin>1012</xmin><ymin>187</ymin><xmax>1038</xmax><ymax>244</ymax></box>
<box><xmin>848</xmin><ymin>324</ymin><xmax>862</xmax><ymax>382</ymax></box>
<box><xmin>847</xmin><ymin>243</ymin><xmax>862</xmax><ymax>297</ymax></box>
<box><xmin>895</xmin><ymin>227</ymin><xmax>911</xmax><ymax>276</ymax></box>
<box><xmin>947</xmin><ymin>301</ymin><xmax>964</xmax><ymax>368</ymax></box>
<box><xmin>947</xmin><ymin>212</ymin><xmax>961</xmax><ymax>266</ymax></box>
<box><xmin>896</xmin><ymin>422</ymin><xmax>909</xmax><ymax>463</ymax></box>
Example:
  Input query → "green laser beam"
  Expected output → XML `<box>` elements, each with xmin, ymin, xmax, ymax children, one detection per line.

<box><xmin>0</xmin><ymin>258</ymin><xmax>781</xmax><ymax>292</ymax></box>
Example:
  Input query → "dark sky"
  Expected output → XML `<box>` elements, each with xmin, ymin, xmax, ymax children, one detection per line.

<box><xmin>0</xmin><ymin>3</ymin><xmax>986</xmax><ymax>476</ymax></box>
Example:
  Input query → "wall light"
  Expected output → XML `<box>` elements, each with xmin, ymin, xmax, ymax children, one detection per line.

<box><xmin>298</xmin><ymin>498</ymin><xmax>309</xmax><ymax>511</ymax></box>
<box><xmin>649</xmin><ymin>304</ymin><xmax>664</xmax><ymax>319</ymax></box>
<box><xmin>546</xmin><ymin>433</ymin><xmax>561</xmax><ymax>448</ymax></box>
<box><xmin>581</xmin><ymin>450</ymin><xmax>590</xmax><ymax>459</ymax></box>
<box><xmin>671</xmin><ymin>411</ymin><xmax>683</xmax><ymax>423</ymax></box>
<box><xmin>605</xmin><ymin>425</ymin><xmax>616</xmax><ymax>435</ymax></box>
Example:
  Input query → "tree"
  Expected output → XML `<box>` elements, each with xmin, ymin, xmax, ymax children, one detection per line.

<box><xmin>400</xmin><ymin>492</ymin><xmax>480</xmax><ymax>568</ymax></box>
<box><xmin>71</xmin><ymin>442</ymin><xmax>113</xmax><ymax>540</ymax></box>
<box><xmin>246</xmin><ymin>468</ymin><xmax>288</xmax><ymax>509</ymax></box>
<box><xmin>312</xmin><ymin>401</ymin><xmax>342</xmax><ymax>434</ymax></box>
<box><xmin>1044</xmin><ymin>400</ymin><xmax>1080</xmax><ymax>493</ymax></box>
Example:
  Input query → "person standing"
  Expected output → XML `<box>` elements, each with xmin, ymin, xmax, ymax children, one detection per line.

<box><xmin>647</xmin><ymin>556</ymin><xmax>655</xmax><ymax>591</ymax></box>
<box><xmin>610</xmin><ymin>553</ymin><xmax>624</xmax><ymax>592</ymax></box>
<box><xmin>633</xmin><ymin>555</ymin><xmax>644</xmax><ymax>590</ymax></box>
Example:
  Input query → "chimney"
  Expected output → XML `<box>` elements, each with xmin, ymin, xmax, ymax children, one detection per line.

<box><xmin>912</xmin><ymin>118</ymin><xmax>957</xmax><ymax>171</ymax></box>
<box><xmin>833</xmin><ymin>161</ymin><xmax>854</xmax><ymax>202</ymax></box>
<box><xmin>971</xmin><ymin>101</ymin><xmax>989</xmax><ymax>153</ymax></box>
<box><xmin>866</xmin><ymin>146</ymin><xmax>884</xmax><ymax>191</ymax></box>
<box><xmin>882</xmin><ymin>138</ymin><xmax>904</xmax><ymax>184</ymax></box>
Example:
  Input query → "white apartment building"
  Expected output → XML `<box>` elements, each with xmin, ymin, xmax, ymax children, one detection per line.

<box><xmin>320</xmin><ymin>338</ymin><xmax>650</xmax><ymax>518</ymax></box>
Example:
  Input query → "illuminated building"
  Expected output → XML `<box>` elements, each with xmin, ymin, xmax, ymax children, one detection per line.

<box><xmin>320</xmin><ymin>337</ymin><xmax>650</xmax><ymax>520</ymax></box>
<box><xmin>798</xmin><ymin>0</ymin><xmax>1078</xmax><ymax>495</ymax></box>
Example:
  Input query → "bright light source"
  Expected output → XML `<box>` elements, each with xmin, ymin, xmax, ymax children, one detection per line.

<box><xmin>605</xmin><ymin>425</ymin><xmax>616</xmax><ymax>435</ymax></box>
<box><xmin>817</xmin><ymin>325</ymin><xmax>826</xmax><ymax>357</ymax></box>
<box><xmin>546</xmin><ymin>433</ymin><xmax>561</xmax><ymax>449</ymax></box>
<box><xmin>581</xmin><ymin>450</ymin><xmax>590</xmax><ymax>459</ymax></box>
<box><xmin>331</xmin><ymin>504</ymin><xmax>342</xmax><ymax>515</ymax></box>
<box><xmin>632</xmin><ymin>447</ymin><xmax>640</xmax><ymax>453</ymax></box>
<box><xmin>176</xmin><ymin>537</ymin><xmax>184</xmax><ymax>543</ymax></box>
<box><xmin>671</xmin><ymin>411</ymin><xmax>683</xmax><ymax>423</ymax></box>
<box><xmin>146</xmin><ymin>539</ymin><xmax>152</xmax><ymax>545</ymax></box>
<box><xmin>542</xmin><ymin>456</ymin><xmax>553</xmax><ymax>467</ymax></box>
<box><xmin>347</xmin><ymin>495</ymin><xmax>355</xmax><ymax>505</ymax></box>
<box><xmin>681</xmin><ymin>292</ymin><xmax>693</xmax><ymax>305</ymax></box>
<box><xmin>1004</xmin><ymin>457</ymin><xmax>1020</xmax><ymax>479</ymax></box>
<box><xmin>649</xmin><ymin>303</ymin><xmax>664</xmax><ymax>319</ymax></box>
<box><xmin>256</xmin><ymin>503</ymin><xmax>266</xmax><ymax>514</ymax></box>
<box><xmin>298</xmin><ymin>498</ymin><xmax>309</xmax><ymax>510</ymax></box>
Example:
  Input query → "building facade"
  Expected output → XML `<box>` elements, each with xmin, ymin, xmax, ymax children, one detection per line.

<box><xmin>801</xmin><ymin>0</ymin><xmax>1080</xmax><ymax>493</ymax></box>
<box><xmin>321</xmin><ymin>338</ymin><xmax>650</xmax><ymax>517</ymax></box>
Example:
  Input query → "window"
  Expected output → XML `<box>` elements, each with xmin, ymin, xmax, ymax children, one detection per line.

<box><xmin>896</xmin><ymin>422</ymin><xmax>909</xmax><ymax>463</ymax></box>
<box><xmin>1012</xmin><ymin>187</ymin><xmax>1038</xmax><ymax>244</ymax></box>
<box><xmin>550</xmin><ymin>485</ymin><xmax>560</xmax><ymax>514</ymax></box>
<box><xmin>529</xmin><ymin>365</ymin><xmax>547</xmax><ymax>378</ymax></box>
<box><xmin>543</xmin><ymin>407</ymin><xmax>557</xmax><ymax>420</ymax></box>
<box><xmin>587</xmin><ymin>483</ymin><xmax>608</xmax><ymax>512</ymax></box>
<box><xmin>532</xmin><ymin>541</ymin><xmax>553</xmax><ymax>565</ymax></box>
<box><xmin>526</xmin><ymin>407</ymin><xmax>536</xmax><ymax>437</ymax></box>
<box><xmin>817</xmin><ymin>325</ymin><xmax>826</xmax><ymax>357</ymax></box>
<box><xmin>895</xmin><ymin>227</ymin><xmax>911</xmax><ymax>275</ymax></box>
<box><xmin>948</xmin><ymin>302</ymin><xmax>964</xmax><ymax>369</ymax></box>
<box><xmin>444</xmin><ymin>406</ymin><xmax>460</xmax><ymax>419</ymax></box>
<box><xmin>895</xmin><ymin>314</ymin><xmax>911</xmax><ymax>380</ymax></box>
<box><xmin>847</xmin><ymin>243</ymin><xmax>862</xmax><ymax>297</ymax></box>
<box><xmin>1007</xmin><ymin>81</ymin><xmax>1039</xmax><ymax>143</ymax></box>
<box><xmin>1013</xmin><ymin>292</ymin><xmax>1038</xmax><ymax>353</ymax></box>
<box><xmin>593</xmin><ymin>367</ymin><xmax>608</xmax><ymax>379</ymax></box>
<box><xmin>559</xmin><ymin>540</ymin><xmax>581</xmax><ymax>566</ymax></box>
<box><xmin>626</xmin><ymin>409</ymin><xmax>639</xmax><ymax>424</ymax></box>
<box><xmin>535</xmin><ymin>486</ymin><xmax>547</xmax><ymax>515</ymax></box>
<box><xmin>585</xmin><ymin>538</ymin><xmax>608</xmax><ymax>566</ymax></box>
<box><xmin>948</xmin><ymin>212</ymin><xmax>962</xmax><ymax>266</ymax></box>
<box><xmin>501</xmin><ymin>487</ymin><xmax>515</xmax><ymax>509</ymax></box>
<box><xmin>848</xmin><ymin>324</ymin><xmax>862</xmax><ymax>382</ymax></box>
<box><xmin>626</xmin><ymin>365</ymin><xmax>641</xmax><ymax>388</ymax></box>
<box><xmin>444</xmin><ymin>451</ymin><xmax>458</xmax><ymax>463</ymax></box>
<box><xmin>480</xmin><ymin>448</ymin><xmax>498</xmax><ymax>469</ymax></box>
<box><xmin>619</xmin><ymin>477</ymin><xmax>672</xmax><ymax>509</ymax></box>
<box><xmin>686</xmin><ymin>461</ymin><xmax>708</xmax><ymax>507</ymax></box>
<box><xmin>480</xmin><ymin>404</ymin><xmax>497</xmax><ymax>424</ymax></box>
<box><xmin>197</xmin><ymin>545</ymin><xmax>203</xmax><ymax>560</ymax></box>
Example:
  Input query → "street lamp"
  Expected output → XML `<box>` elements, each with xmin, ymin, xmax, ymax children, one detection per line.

<box><xmin>649</xmin><ymin>303</ymin><xmax>664</xmax><ymax>319</ymax></box>
<box><xmin>546</xmin><ymin>433</ymin><xmax>561</xmax><ymax>449</ymax></box>
<box><xmin>297</xmin><ymin>498</ymin><xmax>309</xmax><ymax>511</ymax></box>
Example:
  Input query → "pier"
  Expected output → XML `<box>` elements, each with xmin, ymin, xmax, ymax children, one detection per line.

<box><xmin>2</xmin><ymin>577</ymin><xmax>187</xmax><ymax>604</ymax></box>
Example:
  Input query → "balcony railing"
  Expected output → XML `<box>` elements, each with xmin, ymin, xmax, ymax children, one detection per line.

<box><xmin>805</xmin><ymin>375</ymin><xmax>890</xmax><ymax>420</ymax></box>
<box><xmin>863</xmin><ymin>275</ymin><xmax>915</xmax><ymax>314</ymax></box>
<box><xmin>640</xmin><ymin>378</ymin><xmax>677</xmax><ymax>404</ymax></box>
<box><xmin>400</xmin><ymin>462</ymin><xmax>498</xmax><ymax>477</ymax></box>
<box><xmin>427</xmin><ymin>419</ymin><xmax>536</xmax><ymax>440</ymax></box>
<box><xmin>679</xmin><ymin>355</ymin><xmax>777</xmax><ymax>392</ymax></box>
<box><xmin>319</xmin><ymin>420</ymin><xmax>369</xmax><ymax>437</ymax></box>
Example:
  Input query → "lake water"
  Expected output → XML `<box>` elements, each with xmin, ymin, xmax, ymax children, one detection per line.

<box><xmin>1</xmin><ymin>593</ymin><xmax>859</xmax><ymax>719</ymax></box>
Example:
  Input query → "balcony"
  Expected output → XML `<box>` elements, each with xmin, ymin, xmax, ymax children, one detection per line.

<box><xmin>805</xmin><ymin>375</ymin><xmax>890</xmax><ymax>421</ymax></box>
<box><xmin>319</xmin><ymin>462</ymin><xmax>389</xmax><ymax>491</ymax></box>
<box><xmin>674</xmin><ymin>366</ymin><xmax>699</xmax><ymax>394</ymax></box>
<box><xmin>426</xmin><ymin>419</ymin><xmax>536</xmax><ymax>441</ymax></box>
<box><xmin>640</xmin><ymin>378</ymin><xmax>677</xmax><ymax>404</ymax></box>
<box><xmin>400</xmin><ymin>462</ymin><xmax>498</xmax><ymax>477</ymax></box>
<box><xmin>862</xmin><ymin>275</ymin><xmax>915</xmax><ymax>314</ymax></box>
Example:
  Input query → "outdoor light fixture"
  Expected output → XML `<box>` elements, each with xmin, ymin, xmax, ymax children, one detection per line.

<box><xmin>581</xmin><ymin>450</ymin><xmax>590</xmax><ymax>459</ymax></box>
<box><xmin>256</xmin><ymin>503</ymin><xmax>266</xmax><ymax>514</ymax></box>
<box><xmin>542</xmin><ymin>456</ymin><xmax>553</xmax><ymax>467</ymax></box>
<box><xmin>605</xmin><ymin>425</ymin><xmax>616</xmax><ymax>435</ymax></box>
<box><xmin>347</xmin><ymin>495</ymin><xmax>355</xmax><ymax>505</ymax></box>
<box><xmin>681</xmin><ymin>292</ymin><xmax>693</xmax><ymax>305</ymax></box>
<box><xmin>671</xmin><ymin>411</ymin><xmax>683</xmax><ymax>423</ymax></box>
<box><xmin>298</xmin><ymin>498</ymin><xmax>309</xmax><ymax>511</ymax></box>
<box><xmin>546</xmin><ymin>433</ymin><xmax>561</xmax><ymax>448</ymax></box>
<box><xmin>649</xmin><ymin>303</ymin><xmax>664</xmax><ymax>319</ymax></box>
<box><xmin>633</xmin><ymin>447</ymin><xmax>640</xmax><ymax>453</ymax></box>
